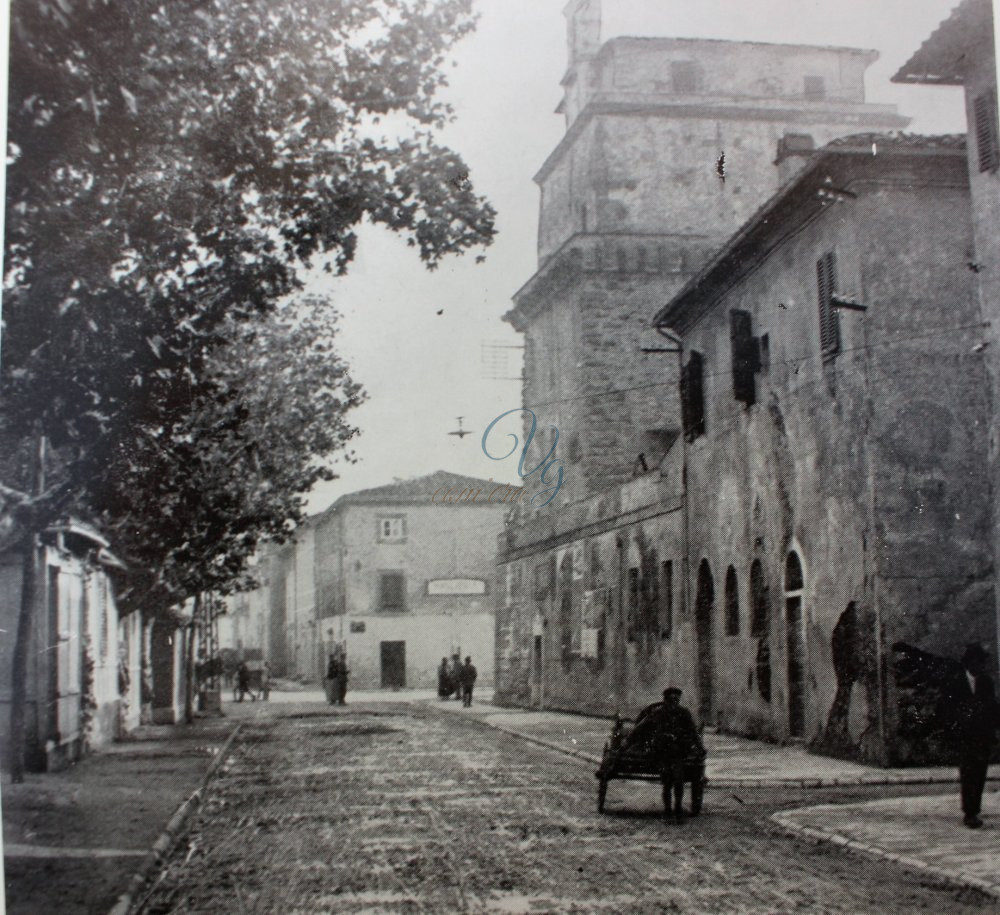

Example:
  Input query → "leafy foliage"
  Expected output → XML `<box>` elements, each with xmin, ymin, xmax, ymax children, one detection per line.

<box><xmin>2</xmin><ymin>0</ymin><xmax>494</xmax><ymax>598</ymax></box>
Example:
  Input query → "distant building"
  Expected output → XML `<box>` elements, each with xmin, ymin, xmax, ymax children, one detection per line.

<box><xmin>652</xmin><ymin>134</ymin><xmax>993</xmax><ymax>764</ymax></box>
<box><xmin>226</xmin><ymin>471</ymin><xmax>513</xmax><ymax>689</ymax></box>
<box><xmin>314</xmin><ymin>471</ymin><xmax>513</xmax><ymax>690</ymax></box>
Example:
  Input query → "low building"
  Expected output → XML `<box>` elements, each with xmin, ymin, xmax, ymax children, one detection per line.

<box><xmin>651</xmin><ymin>133</ymin><xmax>993</xmax><ymax>764</ymax></box>
<box><xmin>314</xmin><ymin>471</ymin><xmax>513</xmax><ymax>690</ymax></box>
<box><xmin>0</xmin><ymin>522</ymin><xmax>126</xmax><ymax>771</ymax></box>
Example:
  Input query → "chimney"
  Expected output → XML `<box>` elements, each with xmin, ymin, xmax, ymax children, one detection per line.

<box><xmin>775</xmin><ymin>133</ymin><xmax>816</xmax><ymax>184</ymax></box>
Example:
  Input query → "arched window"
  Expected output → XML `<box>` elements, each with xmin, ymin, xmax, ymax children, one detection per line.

<box><xmin>785</xmin><ymin>552</ymin><xmax>804</xmax><ymax>592</ymax></box>
<box><xmin>724</xmin><ymin>566</ymin><xmax>739</xmax><ymax>636</ymax></box>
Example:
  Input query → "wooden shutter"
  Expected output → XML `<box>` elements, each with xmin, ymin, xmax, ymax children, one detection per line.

<box><xmin>974</xmin><ymin>90</ymin><xmax>999</xmax><ymax>173</ymax></box>
<box><xmin>730</xmin><ymin>309</ymin><xmax>759</xmax><ymax>406</ymax></box>
<box><xmin>816</xmin><ymin>252</ymin><xmax>840</xmax><ymax>356</ymax></box>
<box><xmin>380</xmin><ymin>573</ymin><xmax>405</xmax><ymax>611</ymax></box>
<box><xmin>681</xmin><ymin>351</ymin><xmax>706</xmax><ymax>441</ymax></box>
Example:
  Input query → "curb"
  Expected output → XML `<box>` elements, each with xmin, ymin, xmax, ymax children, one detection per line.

<box><xmin>107</xmin><ymin>722</ymin><xmax>243</xmax><ymax>915</ymax></box>
<box><xmin>770</xmin><ymin>808</ymin><xmax>1000</xmax><ymax>900</ymax></box>
<box><xmin>435</xmin><ymin>707</ymin><xmax>976</xmax><ymax>788</ymax></box>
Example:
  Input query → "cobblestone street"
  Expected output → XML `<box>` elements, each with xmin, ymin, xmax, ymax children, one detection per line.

<box><xmin>137</xmin><ymin>700</ymin><xmax>994</xmax><ymax>913</ymax></box>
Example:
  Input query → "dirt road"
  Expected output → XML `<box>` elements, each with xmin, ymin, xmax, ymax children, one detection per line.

<box><xmin>138</xmin><ymin>702</ymin><xmax>992</xmax><ymax>913</ymax></box>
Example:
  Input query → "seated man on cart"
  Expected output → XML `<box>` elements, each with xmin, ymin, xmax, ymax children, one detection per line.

<box><xmin>632</xmin><ymin>687</ymin><xmax>704</xmax><ymax>823</ymax></box>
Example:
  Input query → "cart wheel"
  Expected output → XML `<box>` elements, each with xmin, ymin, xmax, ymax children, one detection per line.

<box><xmin>690</xmin><ymin>778</ymin><xmax>704</xmax><ymax>816</ymax></box>
<box><xmin>597</xmin><ymin>777</ymin><xmax>608</xmax><ymax>813</ymax></box>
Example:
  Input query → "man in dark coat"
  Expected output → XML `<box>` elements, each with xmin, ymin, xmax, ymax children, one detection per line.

<box><xmin>438</xmin><ymin>658</ymin><xmax>452</xmax><ymax>699</ymax></box>
<box><xmin>450</xmin><ymin>654</ymin><xmax>463</xmax><ymax>701</ymax></box>
<box><xmin>639</xmin><ymin>687</ymin><xmax>703</xmax><ymax>823</ymax></box>
<box><xmin>459</xmin><ymin>656</ymin><xmax>478</xmax><ymax>707</ymax></box>
<box><xmin>953</xmin><ymin>644</ymin><xmax>998</xmax><ymax>828</ymax></box>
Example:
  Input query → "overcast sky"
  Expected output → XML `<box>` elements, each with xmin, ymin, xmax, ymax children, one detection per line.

<box><xmin>303</xmin><ymin>0</ymin><xmax>966</xmax><ymax>514</ymax></box>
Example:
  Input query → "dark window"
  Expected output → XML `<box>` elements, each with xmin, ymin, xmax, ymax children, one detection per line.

<box><xmin>974</xmin><ymin>90</ymin><xmax>999</xmax><ymax>173</ymax></box>
<box><xmin>816</xmin><ymin>251</ymin><xmax>840</xmax><ymax>356</ymax></box>
<box><xmin>724</xmin><ymin>566</ymin><xmax>740</xmax><ymax>636</ymax></box>
<box><xmin>803</xmin><ymin>76</ymin><xmax>826</xmax><ymax>101</ymax></box>
<box><xmin>672</xmin><ymin>60</ymin><xmax>698</xmax><ymax>93</ymax></box>
<box><xmin>785</xmin><ymin>552</ymin><xmax>804</xmax><ymax>591</ymax></box>
<box><xmin>379</xmin><ymin>572</ymin><xmax>405</xmax><ymax>612</ymax></box>
<box><xmin>628</xmin><ymin>567</ymin><xmax>640</xmax><ymax>639</ymax></box>
<box><xmin>680</xmin><ymin>351</ymin><xmax>706</xmax><ymax>441</ymax></box>
<box><xmin>660</xmin><ymin>560</ymin><xmax>673</xmax><ymax>639</ymax></box>
<box><xmin>759</xmin><ymin>333</ymin><xmax>770</xmax><ymax>373</ymax></box>
<box><xmin>730</xmin><ymin>309</ymin><xmax>760</xmax><ymax>406</ymax></box>
<box><xmin>534</xmin><ymin>562</ymin><xmax>548</xmax><ymax>600</ymax></box>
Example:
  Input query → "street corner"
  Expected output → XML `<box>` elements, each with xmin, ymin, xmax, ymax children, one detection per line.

<box><xmin>772</xmin><ymin>791</ymin><xmax>1000</xmax><ymax>899</ymax></box>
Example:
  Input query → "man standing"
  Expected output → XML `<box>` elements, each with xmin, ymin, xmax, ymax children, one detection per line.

<box><xmin>450</xmin><ymin>653</ymin><xmax>463</xmax><ymax>701</ymax></box>
<box><xmin>460</xmin><ymin>656</ymin><xmax>478</xmax><ymax>707</ymax></box>
<box><xmin>953</xmin><ymin>644</ymin><xmax>998</xmax><ymax>828</ymax></box>
<box><xmin>641</xmin><ymin>687</ymin><xmax>702</xmax><ymax>823</ymax></box>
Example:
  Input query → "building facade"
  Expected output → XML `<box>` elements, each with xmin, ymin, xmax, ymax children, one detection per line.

<box><xmin>495</xmin><ymin>1</ymin><xmax>998</xmax><ymax>764</ymax></box>
<box><xmin>496</xmin><ymin>0</ymin><xmax>907</xmax><ymax>719</ymax></box>
<box><xmin>315</xmin><ymin>471</ymin><xmax>511</xmax><ymax>690</ymax></box>
<box><xmin>653</xmin><ymin>135</ymin><xmax>994</xmax><ymax>764</ymax></box>
<box><xmin>893</xmin><ymin>0</ymin><xmax>1000</xmax><ymax>670</ymax></box>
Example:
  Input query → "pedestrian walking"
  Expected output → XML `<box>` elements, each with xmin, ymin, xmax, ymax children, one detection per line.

<box><xmin>260</xmin><ymin>662</ymin><xmax>272</xmax><ymax>702</ymax></box>
<box><xmin>637</xmin><ymin>687</ymin><xmax>703</xmax><ymax>823</ymax></box>
<box><xmin>460</xmin><ymin>656</ymin><xmax>477</xmax><ymax>707</ymax></box>
<box><xmin>326</xmin><ymin>655</ymin><xmax>341</xmax><ymax>706</ymax></box>
<box><xmin>438</xmin><ymin>657</ymin><xmax>452</xmax><ymax>699</ymax></box>
<box><xmin>450</xmin><ymin>653</ymin><xmax>463</xmax><ymax>701</ymax></box>
<box><xmin>236</xmin><ymin>661</ymin><xmax>256</xmax><ymax>703</ymax></box>
<box><xmin>337</xmin><ymin>659</ymin><xmax>349</xmax><ymax>705</ymax></box>
<box><xmin>951</xmin><ymin>644</ymin><xmax>998</xmax><ymax>828</ymax></box>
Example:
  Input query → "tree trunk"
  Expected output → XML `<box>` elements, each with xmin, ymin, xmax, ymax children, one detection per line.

<box><xmin>9</xmin><ymin>534</ymin><xmax>39</xmax><ymax>782</ymax></box>
<box><xmin>184</xmin><ymin>594</ymin><xmax>199</xmax><ymax>724</ymax></box>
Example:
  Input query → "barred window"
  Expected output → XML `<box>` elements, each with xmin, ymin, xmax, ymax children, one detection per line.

<box><xmin>974</xmin><ymin>90</ymin><xmax>999</xmax><ymax>173</ymax></box>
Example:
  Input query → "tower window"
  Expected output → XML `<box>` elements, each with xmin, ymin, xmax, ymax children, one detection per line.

<box><xmin>671</xmin><ymin>60</ymin><xmax>698</xmax><ymax>93</ymax></box>
<box><xmin>803</xmin><ymin>76</ymin><xmax>826</xmax><ymax>101</ymax></box>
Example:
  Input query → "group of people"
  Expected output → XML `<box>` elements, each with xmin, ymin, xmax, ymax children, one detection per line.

<box><xmin>438</xmin><ymin>654</ymin><xmax>477</xmax><ymax>706</ymax></box>
<box><xmin>234</xmin><ymin>660</ymin><xmax>271</xmax><ymax>703</ymax></box>
<box><xmin>325</xmin><ymin>654</ymin><xmax>349</xmax><ymax>706</ymax></box>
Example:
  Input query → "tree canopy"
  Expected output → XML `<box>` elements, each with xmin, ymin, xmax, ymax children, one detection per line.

<box><xmin>1</xmin><ymin>0</ymin><xmax>495</xmax><ymax>584</ymax></box>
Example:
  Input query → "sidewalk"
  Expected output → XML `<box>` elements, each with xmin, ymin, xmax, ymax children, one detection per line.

<box><xmin>1</xmin><ymin>714</ymin><xmax>237</xmax><ymax>915</ymax></box>
<box><xmin>432</xmin><ymin>698</ymin><xmax>1000</xmax><ymax>899</ymax></box>
<box><xmin>774</xmin><ymin>793</ymin><xmax>1000</xmax><ymax>898</ymax></box>
<box><xmin>431</xmin><ymin>698</ymin><xmax>995</xmax><ymax>786</ymax></box>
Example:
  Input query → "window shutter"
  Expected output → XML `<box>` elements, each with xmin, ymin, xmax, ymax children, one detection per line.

<box><xmin>816</xmin><ymin>251</ymin><xmax>840</xmax><ymax>356</ymax></box>
<box><xmin>730</xmin><ymin>309</ymin><xmax>758</xmax><ymax>406</ymax></box>
<box><xmin>974</xmin><ymin>90</ymin><xmax>999</xmax><ymax>173</ymax></box>
<box><xmin>681</xmin><ymin>351</ymin><xmax>706</xmax><ymax>441</ymax></box>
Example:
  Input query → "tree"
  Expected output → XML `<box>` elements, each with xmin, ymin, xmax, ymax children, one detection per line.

<box><xmin>2</xmin><ymin>0</ymin><xmax>495</xmax><ymax>779</ymax></box>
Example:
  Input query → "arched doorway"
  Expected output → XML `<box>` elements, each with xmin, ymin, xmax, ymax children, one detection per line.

<box><xmin>695</xmin><ymin>560</ymin><xmax>715</xmax><ymax>725</ymax></box>
<box><xmin>784</xmin><ymin>551</ymin><xmax>806</xmax><ymax>737</ymax></box>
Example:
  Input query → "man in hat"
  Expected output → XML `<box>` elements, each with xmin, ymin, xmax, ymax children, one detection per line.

<box><xmin>638</xmin><ymin>687</ymin><xmax>703</xmax><ymax>823</ymax></box>
<box><xmin>953</xmin><ymin>644</ymin><xmax>998</xmax><ymax>828</ymax></box>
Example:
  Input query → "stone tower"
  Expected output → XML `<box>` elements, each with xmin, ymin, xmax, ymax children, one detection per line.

<box><xmin>505</xmin><ymin>4</ymin><xmax>909</xmax><ymax>507</ymax></box>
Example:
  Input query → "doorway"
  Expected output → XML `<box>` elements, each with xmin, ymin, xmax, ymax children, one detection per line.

<box><xmin>531</xmin><ymin>635</ymin><xmax>543</xmax><ymax>707</ymax></box>
<box><xmin>380</xmin><ymin>640</ymin><xmax>406</xmax><ymax>689</ymax></box>
<box><xmin>784</xmin><ymin>552</ymin><xmax>805</xmax><ymax>737</ymax></box>
<box><xmin>695</xmin><ymin>560</ymin><xmax>715</xmax><ymax>726</ymax></box>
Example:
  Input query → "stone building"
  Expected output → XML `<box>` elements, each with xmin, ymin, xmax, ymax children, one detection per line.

<box><xmin>893</xmin><ymin>0</ymin><xmax>1000</xmax><ymax>670</ymax></box>
<box><xmin>313</xmin><ymin>471</ymin><xmax>511</xmax><ymax>690</ymax></box>
<box><xmin>651</xmin><ymin>134</ymin><xmax>993</xmax><ymax>764</ymax></box>
<box><xmin>495</xmin><ymin>1</ymin><xmax>906</xmax><ymax>718</ymax></box>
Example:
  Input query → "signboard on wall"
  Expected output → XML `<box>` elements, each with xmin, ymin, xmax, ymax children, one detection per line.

<box><xmin>427</xmin><ymin>579</ymin><xmax>486</xmax><ymax>596</ymax></box>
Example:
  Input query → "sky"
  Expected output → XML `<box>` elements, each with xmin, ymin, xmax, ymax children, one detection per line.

<box><xmin>302</xmin><ymin>0</ymin><xmax>967</xmax><ymax>514</ymax></box>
